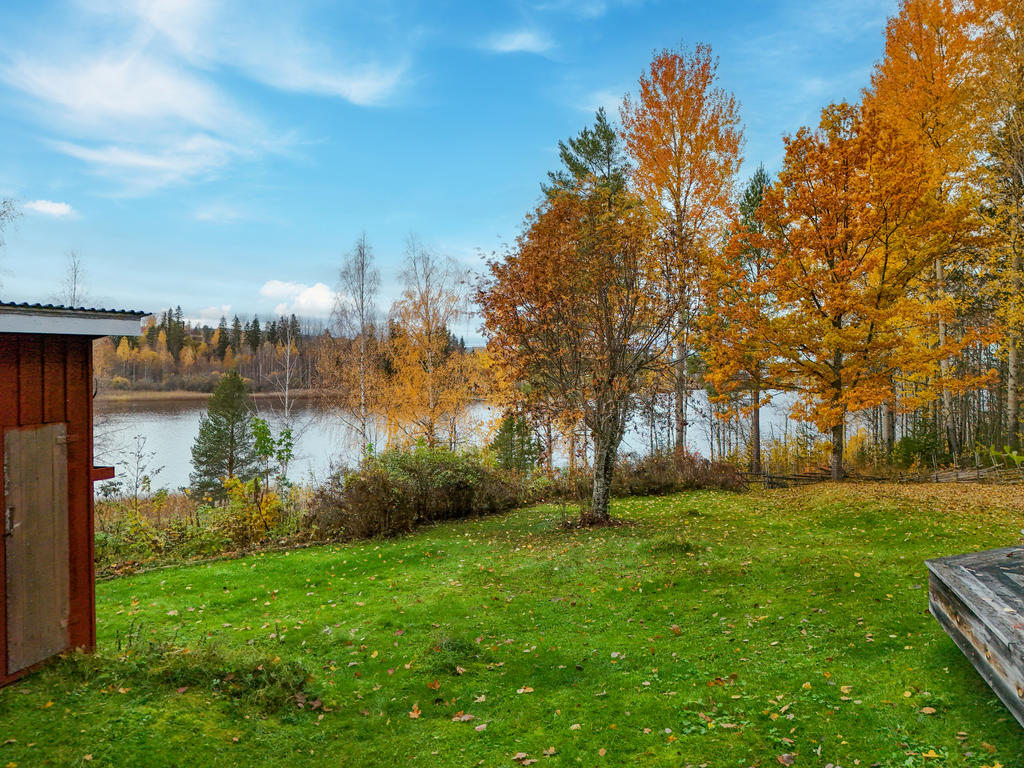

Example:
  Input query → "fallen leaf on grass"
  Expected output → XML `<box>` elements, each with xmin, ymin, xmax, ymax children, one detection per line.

<box><xmin>920</xmin><ymin>707</ymin><xmax>936</xmax><ymax>715</ymax></box>
<box><xmin>517</xmin><ymin>686</ymin><xmax>534</xmax><ymax>694</ymax></box>
<box><xmin>409</xmin><ymin>703</ymin><xmax>421</xmax><ymax>719</ymax></box>
<box><xmin>778</xmin><ymin>755</ymin><xmax>795</xmax><ymax>766</ymax></box>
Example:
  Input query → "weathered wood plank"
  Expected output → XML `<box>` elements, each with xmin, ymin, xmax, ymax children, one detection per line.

<box><xmin>4</xmin><ymin>423</ymin><xmax>70</xmax><ymax>674</ymax></box>
<box><xmin>927</xmin><ymin>547</ymin><xmax>1024</xmax><ymax>728</ymax></box>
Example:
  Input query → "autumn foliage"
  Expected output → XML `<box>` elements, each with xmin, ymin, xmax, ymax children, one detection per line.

<box><xmin>479</xmin><ymin>181</ymin><xmax>682</xmax><ymax>521</ymax></box>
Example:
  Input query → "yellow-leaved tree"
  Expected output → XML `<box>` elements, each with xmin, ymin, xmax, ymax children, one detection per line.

<box><xmin>755</xmin><ymin>102</ymin><xmax>951</xmax><ymax>479</ymax></box>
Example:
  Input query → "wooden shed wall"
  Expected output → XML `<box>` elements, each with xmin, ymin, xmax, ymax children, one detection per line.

<box><xmin>0</xmin><ymin>332</ymin><xmax>95</xmax><ymax>686</ymax></box>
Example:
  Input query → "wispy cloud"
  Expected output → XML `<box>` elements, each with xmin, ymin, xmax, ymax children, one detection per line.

<box><xmin>51</xmin><ymin>134</ymin><xmax>245</xmax><ymax>192</ymax></box>
<box><xmin>24</xmin><ymin>199</ymin><xmax>78</xmax><ymax>218</ymax></box>
<box><xmin>534</xmin><ymin>0</ymin><xmax>641</xmax><ymax>20</ymax></box>
<box><xmin>109</xmin><ymin>0</ymin><xmax>409</xmax><ymax>106</ymax></box>
<box><xmin>484</xmin><ymin>29</ymin><xmax>554</xmax><ymax>55</ymax></box>
<box><xmin>4</xmin><ymin>51</ymin><xmax>243</xmax><ymax>135</ymax></box>
<box><xmin>575</xmin><ymin>86</ymin><xmax>626</xmax><ymax>115</ymax></box>
<box><xmin>192</xmin><ymin>202</ymin><xmax>247</xmax><ymax>224</ymax></box>
<box><xmin>1</xmin><ymin>0</ymin><xmax>411</xmax><ymax>192</ymax></box>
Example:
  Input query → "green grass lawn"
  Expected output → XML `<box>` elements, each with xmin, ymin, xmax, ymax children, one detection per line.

<box><xmin>2</xmin><ymin>484</ymin><xmax>1024</xmax><ymax>767</ymax></box>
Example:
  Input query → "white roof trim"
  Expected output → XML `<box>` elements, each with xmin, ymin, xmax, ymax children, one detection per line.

<box><xmin>0</xmin><ymin>310</ymin><xmax>143</xmax><ymax>337</ymax></box>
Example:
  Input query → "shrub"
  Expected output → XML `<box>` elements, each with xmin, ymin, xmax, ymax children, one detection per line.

<box><xmin>553</xmin><ymin>450</ymin><xmax>744</xmax><ymax>501</ymax></box>
<box><xmin>613</xmin><ymin>451</ymin><xmax>743</xmax><ymax>494</ymax></box>
<box><xmin>305</xmin><ymin>446</ymin><xmax>529</xmax><ymax>540</ymax></box>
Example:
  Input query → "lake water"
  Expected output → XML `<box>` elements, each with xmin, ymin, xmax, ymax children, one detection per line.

<box><xmin>94</xmin><ymin>398</ymin><xmax>366</xmax><ymax>490</ymax></box>
<box><xmin>93</xmin><ymin>394</ymin><xmax>796</xmax><ymax>491</ymax></box>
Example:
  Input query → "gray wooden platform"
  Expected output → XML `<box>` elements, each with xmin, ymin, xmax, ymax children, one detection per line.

<box><xmin>927</xmin><ymin>547</ymin><xmax>1024</xmax><ymax>727</ymax></box>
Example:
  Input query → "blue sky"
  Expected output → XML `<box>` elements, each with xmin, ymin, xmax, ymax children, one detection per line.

<box><xmin>0</xmin><ymin>0</ymin><xmax>896</xmax><ymax>335</ymax></box>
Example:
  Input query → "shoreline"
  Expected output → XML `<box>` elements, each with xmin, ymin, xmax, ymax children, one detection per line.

<box><xmin>95</xmin><ymin>388</ymin><xmax>318</xmax><ymax>403</ymax></box>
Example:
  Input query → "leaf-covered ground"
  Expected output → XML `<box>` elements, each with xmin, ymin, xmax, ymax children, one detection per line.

<box><xmin>2</xmin><ymin>483</ymin><xmax>1024</xmax><ymax>767</ymax></box>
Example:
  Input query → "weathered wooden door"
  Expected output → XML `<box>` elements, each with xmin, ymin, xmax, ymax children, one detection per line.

<box><xmin>3</xmin><ymin>423</ymin><xmax>69</xmax><ymax>674</ymax></box>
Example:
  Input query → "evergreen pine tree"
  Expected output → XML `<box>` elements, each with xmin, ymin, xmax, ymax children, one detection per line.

<box><xmin>543</xmin><ymin>107</ymin><xmax>629</xmax><ymax>199</ymax></box>
<box><xmin>190</xmin><ymin>371</ymin><xmax>259</xmax><ymax>501</ymax></box>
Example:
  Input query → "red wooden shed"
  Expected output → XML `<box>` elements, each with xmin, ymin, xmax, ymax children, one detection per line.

<box><xmin>0</xmin><ymin>302</ymin><xmax>145</xmax><ymax>686</ymax></box>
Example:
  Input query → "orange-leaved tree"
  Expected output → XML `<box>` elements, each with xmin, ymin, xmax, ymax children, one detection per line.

<box><xmin>620</xmin><ymin>42</ymin><xmax>743</xmax><ymax>452</ymax></box>
<box><xmin>478</xmin><ymin>181</ymin><xmax>682</xmax><ymax>522</ymax></box>
<box><xmin>756</xmin><ymin>103</ymin><xmax>947</xmax><ymax>480</ymax></box>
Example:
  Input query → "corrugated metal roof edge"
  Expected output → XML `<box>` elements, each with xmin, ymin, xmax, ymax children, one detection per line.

<box><xmin>0</xmin><ymin>301</ymin><xmax>148</xmax><ymax>317</ymax></box>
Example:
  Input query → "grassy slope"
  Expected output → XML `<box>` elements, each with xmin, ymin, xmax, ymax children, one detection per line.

<box><xmin>2</xmin><ymin>484</ymin><xmax>1024</xmax><ymax>767</ymax></box>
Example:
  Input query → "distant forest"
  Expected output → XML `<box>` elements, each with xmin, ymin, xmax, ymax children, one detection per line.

<box><xmin>95</xmin><ymin>308</ymin><xmax>324</xmax><ymax>393</ymax></box>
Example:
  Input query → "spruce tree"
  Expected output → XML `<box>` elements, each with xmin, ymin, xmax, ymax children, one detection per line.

<box><xmin>216</xmin><ymin>316</ymin><xmax>230</xmax><ymax>359</ymax></box>
<box><xmin>489</xmin><ymin>413</ymin><xmax>542</xmax><ymax>474</ymax></box>
<box><xmin>247</xmin><ymin>317</ymin><xmax>262</xmax><ymax>352</ymax></box>
<box><xmin>190</xmin><ymin>371</ymin><xmax>259</xmax><ymax>501</ymax></box>
<box><xmin>230</xmin><ymin>315</ymin><xmax>243</xmax><ymax>352</ymax></box>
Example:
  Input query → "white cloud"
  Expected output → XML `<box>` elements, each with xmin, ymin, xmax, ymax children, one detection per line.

<box><xmin>24</xmin><ymin>199</ymin><xmax>78</xmax><ymax>218</ymax></box>
<box><xmin>484</xmin><ymin>30</ymin><xmax>554</xmax><ymax>55</ymax></box>
<box><xmin>191</xmin><ymin>303</ymin><xmax>232</xmax><ymax>325</ymax></box>
<box><xmin>2</xmin><ymin>0</ymin><xmax>410</xmax><ymax>192</ymax></box>
<box><xmin>260</xmin><ymin>280</ymin><xmax>336</xmax><ymax>317</ymax></box>
<box><xmin>259</xmin><ymin>279</ymin><xmax>304</xmax><ymax>299</ymax></box>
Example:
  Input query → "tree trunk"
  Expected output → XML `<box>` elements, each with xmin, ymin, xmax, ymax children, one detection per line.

<box><xmin>588</xmin><ymin>405</ymin><xmax>625</xmax><ymax>523</ymax></box>
<box><xmin>674</xmin><ymin>336</ymin><xmax>688</xmax><ymax>451</ymax></box>
<box><xmin>750</xmin><ymin>384</ymin><xmax>761</xmax><ymax>474</ymax></box>
<box><xmin>936</xmin><ymin>258</ymin><xmax>959</xmax><ymax>459</ymax></box>
<box><xmin>1009</xmin><ymin>250</ymin><xmax>1022</xmax><ymax>452</ymax></box>
<box><xmin>1009</xmin><ymin>335</ymin><xmax>1020</xmax><ymax>451</ymax></box>
<box><xmin>881</xmin><ymin>400</ymin><xmax>895</xmax><ymax>455</ymax></box>
<box><xmin>589</xmin><ymin>428</ymin><xmax>620</xmax><ymax>523</ymax></box>
<box><xmin>830</xmin><ymin>422</ymin><xmax>845</xmax><ymax>481</ymax></box>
